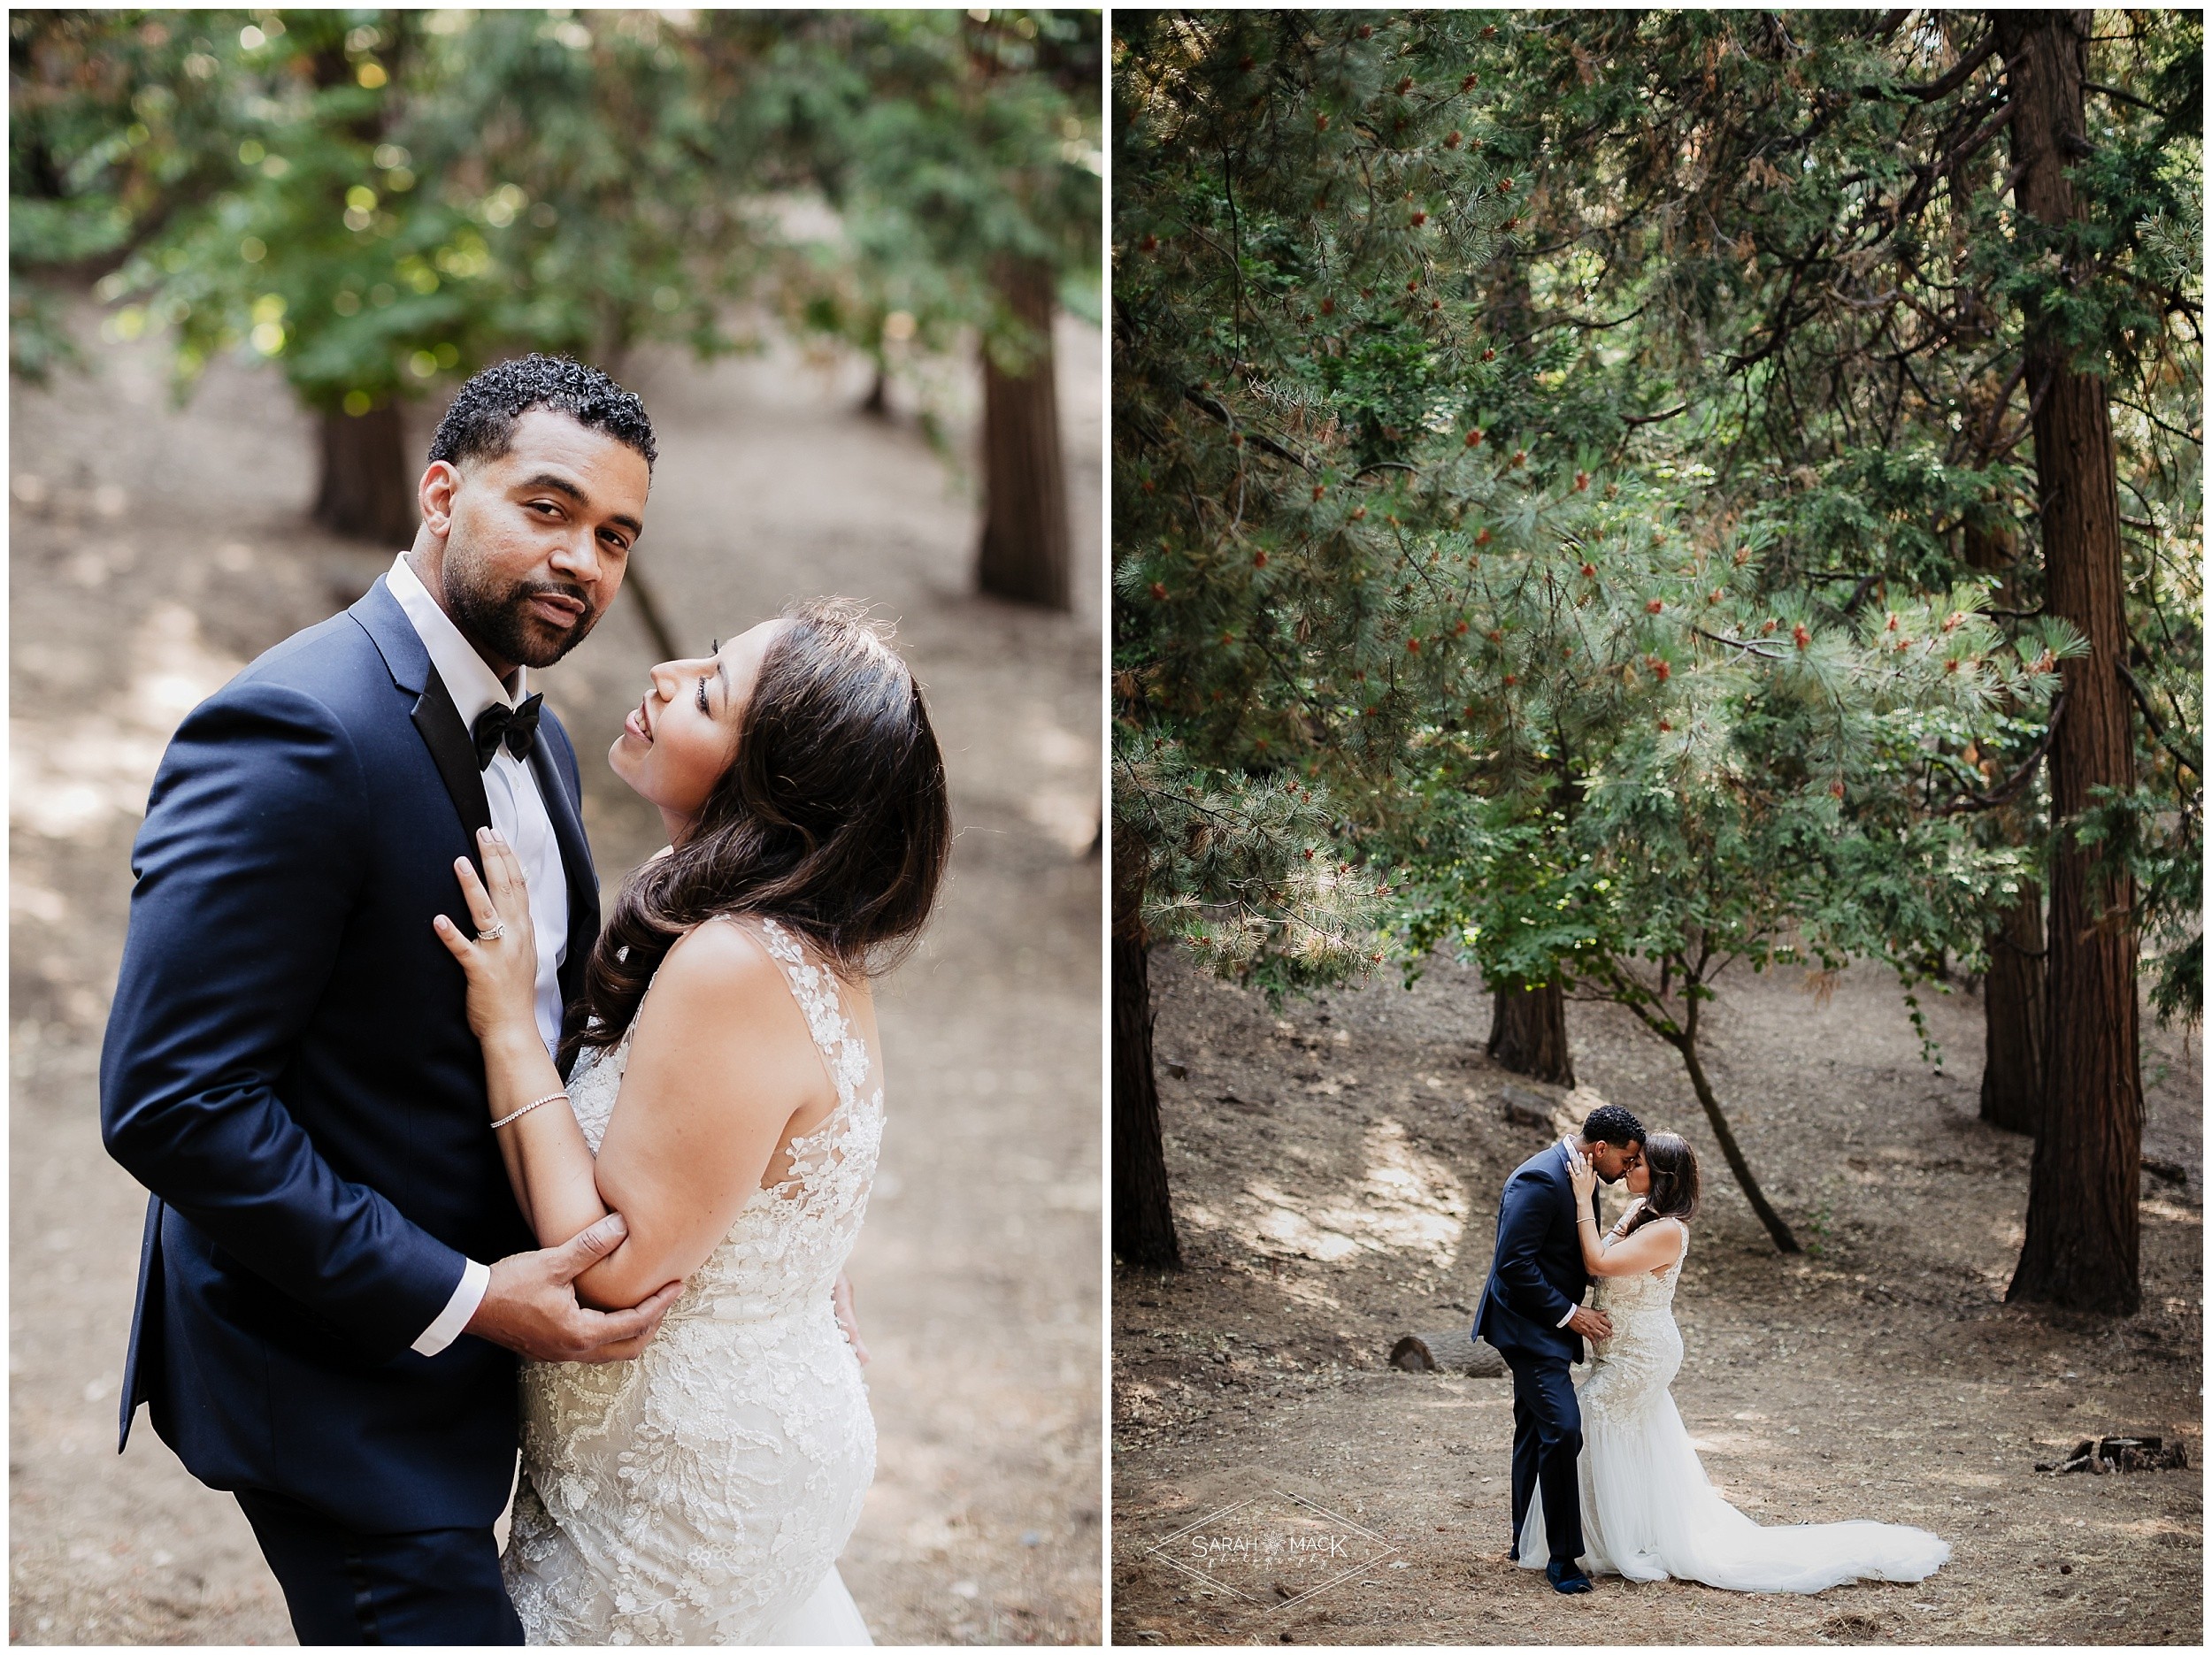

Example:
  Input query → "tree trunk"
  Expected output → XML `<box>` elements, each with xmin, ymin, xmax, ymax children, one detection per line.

<box><xmin>1996</xmin><ymin>11</ymin><xmax>2143</xmax><ymax>1316</ymax></box>
<box><xmin>1485</xmin><ymin>260</ymin><xmax>1537</xmax><ymax>364</ymax></box>
<box><xmin>307</xmin><ymin>20</ymin><xmax>417</xmax><ymax>550</ymax></box>
<box><xmin>976</xmin><ymin>258</ymin><xmax>1071</xmax><ymax>610</ymax></box>
<box><xmin>312</xmin><ymin>401</ymin><xmax>419</xmax><ymax>545</ymax></box>
<box><xmin>1672</xmin><ymin>991</ymin><xmax>1800</xmax><ymax>1253</ymax></box>
<box><xmin>621</xmin><ymin>556</ymin><xmax>683</xmax><ymax>663</ymax></box>
<box><xmin>1980</xmin><ymin>878</ymin><xmax>2047</xmax><ymax>1135</ymax></box>
<box><xmin>861</xmin><ymin>356</ymin><xmax>895</xmax><ymax>418</ymax></box>
<box><xmin>1486</xmin><ymin>981</ymin><xmax>1575</xmax><ymax>1087</ymax></box>
<box><xmin>1112</xmin><ymin>870</ymin><xmax>1181</xmax><ymax>1268</ymax></box>
<box><xmin>1965</xmin><ymin>402</ymin><xmax>2043</xmax><ymax>1138</ymax></box>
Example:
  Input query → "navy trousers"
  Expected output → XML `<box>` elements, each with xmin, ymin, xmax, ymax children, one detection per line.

<box><xmin>1502</xmin><ymin>1346</ymin><xmax>1586</xmax><ymax>1567</ymax></box>
<box><xmin>234</xmin><ymin>1489</ymin><xmax>523</xmax><ymax>1645</ymax></box>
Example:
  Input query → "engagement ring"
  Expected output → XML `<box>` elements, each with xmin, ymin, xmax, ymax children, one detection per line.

<box><xmin>476</xmin><ymin>923</ymin><xmax>507</xmax><ymax>942</ymax></box>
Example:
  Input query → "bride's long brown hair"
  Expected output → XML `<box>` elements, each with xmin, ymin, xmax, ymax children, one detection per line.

<box><xmin>558</xmin><ymin>601</ymin><xmax>950</xmax><ymax>1071</ymax></box>
<box><xmin>1623</xmin><ymin>1131</ymin><xmax>1701</xmax><ymax>1236</ymax></box>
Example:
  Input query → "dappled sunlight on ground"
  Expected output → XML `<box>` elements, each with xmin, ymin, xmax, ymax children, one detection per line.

<box><xmin>12</xmin><ymin>604</ymin><xmax>242</xmax><ymax>839</ymax></box>
<box><xmin>1183</xmin><ymin>1112</ymin><xmax>1470</xmax><ymax>1271</ymax></box>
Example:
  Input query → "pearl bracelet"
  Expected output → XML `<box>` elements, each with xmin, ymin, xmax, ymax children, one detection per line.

<box><xmin>490</xmin><ymin>1091</ymin><xmax>568</xmax><ymax>1130</ymax></box>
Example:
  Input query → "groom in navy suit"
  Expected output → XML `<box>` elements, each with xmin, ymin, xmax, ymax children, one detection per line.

<box><xmin>101</xmin><ymin>356</ymin><xmax>684</xmax><ymax>1644</ymax></box>
<box><xmin>1473</xmin><ymin>1102</ymin><xmax>1646</xmax><ymax>1593</ymax></box>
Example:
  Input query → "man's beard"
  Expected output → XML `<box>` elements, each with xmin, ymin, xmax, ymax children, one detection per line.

<box><xmin>442</xmin><ymin>548</ymin><xmax>603</xmax><ymax>670</ymax></box>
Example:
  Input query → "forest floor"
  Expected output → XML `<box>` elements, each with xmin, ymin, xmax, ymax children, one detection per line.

<box><xmin>1111</xmin><ymin>947</ymin><xmax>2201</xmax><ymax>1646</ymax></box>
<box><xmin>10</xmin><ymin>305</ymin><xmax>1102</xmax><ymax>1644</ymax></box>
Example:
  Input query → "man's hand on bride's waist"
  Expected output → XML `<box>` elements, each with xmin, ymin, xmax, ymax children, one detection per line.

<box><xmin>1566</xmin><ymin>1303</ymin><xmax>1612</xmax><ymax>1342</ymax></box>
<box><xmin>833</xmin><ymin>1270</ymin><xmax>869</xmax><ymax>1366</ymax></box>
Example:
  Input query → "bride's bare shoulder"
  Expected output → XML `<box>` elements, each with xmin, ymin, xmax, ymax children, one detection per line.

<box><xmin>643</xmin><ymin>917</ymin><xmax>795</xmax><ymax>1017</ymax></box>
<box><xmin>616</xmin><ymin>920</ymin><xmax>832</xmax><ymax>1102</ymax></box>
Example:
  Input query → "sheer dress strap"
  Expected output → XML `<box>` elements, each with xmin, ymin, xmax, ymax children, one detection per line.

<box><xmin>708</xmin><ymin>914</ymin><xmax>871</xmax><ymax>1114</ymax></box>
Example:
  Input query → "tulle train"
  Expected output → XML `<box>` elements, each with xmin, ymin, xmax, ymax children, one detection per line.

<box><xmin>764</xmin><ymin>1565</ymin><xmax>875</xmax><ymax>1646</ymax></box>
<box><xmin>1515</xmin><ymin>1387</ymin><xmax>1950</xmax><ymax>1593</ymax></box>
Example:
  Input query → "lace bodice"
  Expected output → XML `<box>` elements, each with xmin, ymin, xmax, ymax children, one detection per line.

<box><xmin>1590</xmin><ymin>1221</ymin><xmax>1686</xmax><ymax>1323</ymax></box>
<box><xmin>565</xmin><ymin>916</ymin><xmax>884</xmax><ymax>1326</ymax></box>
<box><xmin>503</xmin><ymin>915</ymin><xmax>881</xmax><ymax>1644</ymax></box>
<box><xmin>1580</xmin><ymin>1220</ymin><xmax>1687</xmax><ymax>1423</ymax></box>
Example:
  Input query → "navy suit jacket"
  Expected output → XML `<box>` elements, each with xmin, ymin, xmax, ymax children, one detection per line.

<box><xmin>100</xmin><ymin>576</ymin><xmax>600</xmax><ymax>1532</ymax></box>
<box><xmin>1472</xmin><ymin>1141</ymin><xmax>1599</xmax><ymax>1366</ymax></box>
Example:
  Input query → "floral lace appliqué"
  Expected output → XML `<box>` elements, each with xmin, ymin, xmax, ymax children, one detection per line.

<box><xmin>503</xmin><ymin>916</ymin><xmax>881</xmax><ymax>1645</ymax></box>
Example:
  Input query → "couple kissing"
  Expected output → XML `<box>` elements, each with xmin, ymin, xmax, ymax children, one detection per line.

<box><xmin>1475</xmin><ymin>1103</ymin><xmax>1951</xmax><ymax>1596</ymax></box>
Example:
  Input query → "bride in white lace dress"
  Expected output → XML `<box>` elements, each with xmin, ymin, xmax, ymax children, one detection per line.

<box><xmin>1517</xmin><ymin>1132</ymin><xmax>1950</xmax><ymax>1594</ymax></box>
<box><xmin>435</xmin><ymin>603</ymin><xmax>949</xmax><ymax>1643</ymax></box>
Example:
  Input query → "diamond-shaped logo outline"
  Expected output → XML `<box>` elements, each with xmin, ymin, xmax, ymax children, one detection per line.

<box><xmin>1141</xmin><ymin>1487</ymin><xmax>1401</xmax><ymax>1613</ymax></box>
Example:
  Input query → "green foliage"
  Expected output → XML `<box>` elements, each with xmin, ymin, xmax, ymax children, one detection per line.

<box><xmin>1387</xmin><ymin>548</ymin><xmax>2071</xmax><ymax>1069</ymax></box>
<box><xmin>10</xmin><ymin>10</ymin><xmax>243</xmax><ymax>380</ymax></box>
<box><xmin>1117</xmin><ymin>739</ymin><xmax>1385</xmax><ymax>996</ymax></box>
<box><xmin>12</xmin><ymin>8</ymin><xmax>1101</xmax><ymax>425</ymax></box>
<box><xmin>1114</xmin><ymin>11</ymin><xmax>1540</xmax><ymax>985</ymax></box>
<box><xmin>1112</xmin><ymin>10</ymin><xmax>2174</xmax><ymax>1052</ymax></box>
<box><xmin>708</xmin><ymin>10</ymin><xmax>1102</xmax><ymax>451</ymax></box>
<box><xmin>2070</xmin><ymin>782</ymin><xmax>2203</xmax><ymax>1029</ymax></box>
<box><xmin>1109</xmin><ymin>10</ymin><xmax>2196</xmax><ymax>1276</ymax></box>
<box><xmin>97</xmin><ymin>11</ymin><xmax>501</xmax><ymax>410</ymax></box>
<box><xmin>1479</xmin><ymin>9</ymin><xmax>2203</xmax><ymax>1023</ymax></box>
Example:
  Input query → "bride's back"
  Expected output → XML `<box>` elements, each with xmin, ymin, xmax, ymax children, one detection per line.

<box><xmin>574</xmin><ymin>913</ymin><xmax>886</xmax><ymax>1322</ymax></box>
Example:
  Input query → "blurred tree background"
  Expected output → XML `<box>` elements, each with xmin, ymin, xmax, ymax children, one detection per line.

<box><xmin>1111</xmin><ymin>11</ymin><xmax>2197</xmax><ymax>1313</ymax></box>
<box><xmin>11</xmin><ymin>6</ymin><xmax>1102</xmax><ymax>607</ymax></box>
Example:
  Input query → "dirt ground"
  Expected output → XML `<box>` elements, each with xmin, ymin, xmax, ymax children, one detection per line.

<box><xmin>1111</xmin><ymin>946</ymin><xmax>2201</xmax><ymax>1646</ymax></box>
<box><xmin>10</xmin><ymin>303</ymin><xmax>1102</xmax><ymax>1644</ymax></box>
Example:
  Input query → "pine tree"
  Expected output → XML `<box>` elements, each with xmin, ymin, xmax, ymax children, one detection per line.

<box><xmin>1112</xmin><ymin>11</ymin><xmax>2096</xmax><ymax>1262</ymax></box>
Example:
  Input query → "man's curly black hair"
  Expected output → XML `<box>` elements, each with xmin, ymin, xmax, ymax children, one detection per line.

<box><xmin>1581</xmin><ymin>1101</ymin><xmax>1647</xmax><ymax>1148</ymax></box>
<box><xmin>427</xmin><ymin>353</ymin><xmax>657</xmax><ymax>472</ymax></box>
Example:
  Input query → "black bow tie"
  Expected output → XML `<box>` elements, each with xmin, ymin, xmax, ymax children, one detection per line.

<box><xmin>471</xmin><ymin>693</ymin><xmax>543</xmax><ymax>769</ymax></box>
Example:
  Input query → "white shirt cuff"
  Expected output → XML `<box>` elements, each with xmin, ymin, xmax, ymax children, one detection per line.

<box><xmin>1557</xmin><ymin>1303</ymin><xmax>1578</xmax><ymax>1329</ymax></box>
<box><xmin>412</xmin><ymin>1258</ymin><xmax>492</xmax><ymax>1356</ymax></box>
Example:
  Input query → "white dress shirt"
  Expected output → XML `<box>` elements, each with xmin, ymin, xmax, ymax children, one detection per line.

<box><xmin>388</xmin><ymin>553</ymin><xmax>574</xmax><ymax>1355</ymax></box>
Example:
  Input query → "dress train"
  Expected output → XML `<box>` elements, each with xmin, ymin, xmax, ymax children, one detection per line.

<box><xmin>1516</xmin><ymin>1224</ymin><xmax>1947</xmax><ymax>1593</ymax></box>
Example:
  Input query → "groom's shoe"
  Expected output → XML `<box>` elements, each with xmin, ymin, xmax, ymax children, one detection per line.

<box><xmin>1546</xmin><ymin>1559</ymin><xmax>1594</xmax><ymax>1595</ymax></box>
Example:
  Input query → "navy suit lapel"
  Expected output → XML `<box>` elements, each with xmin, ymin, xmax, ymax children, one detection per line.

<box><xmin>1558</xmin><ymin>1140</ymin><xmax>1599</xmax><ymax>1208</ymax></box>
<box><xmin>528</xmin><ymin>732</ymin><xmax>599</xmax><ymax>1008</ymax></box>
<box><xmin>352</xmin><ymin>577</ymin><xmax>602</xmax><ymax>1040</ymax></box>
<box><xmin>411</xmin><ymin>670</ymin><xmax>495</xmax><ymax>868</ymax></box>
<box><xmin>350</xmin><ymin>578</ymin><xmax>493</xmax><ymax>871</ymax></box>
<box><xmin>1556</xmin><ymin>1140</ymin><xmax>1598</xmax><ymax>1273</ymax></box>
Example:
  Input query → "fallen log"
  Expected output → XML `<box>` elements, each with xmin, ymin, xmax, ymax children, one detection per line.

<box><xmin>1497</xmin><ymin>1086</ymin><xmax>1555</xmax><ymax>1130</ymax></box>
<box><xmin>2141</xmin><ymin>1155</ymin><xmax>2190</xmax><ymax>1188</ymax></box>
<box><xmin>2035</xmin><ymin>1434</ymin><xmax>2190</xmax><ymax>1474</ymax></box>
<box><xmin>1389</xmin><ymin>1328</ymin><xmax>1508</xmax><ymax>1378</ymax></box>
